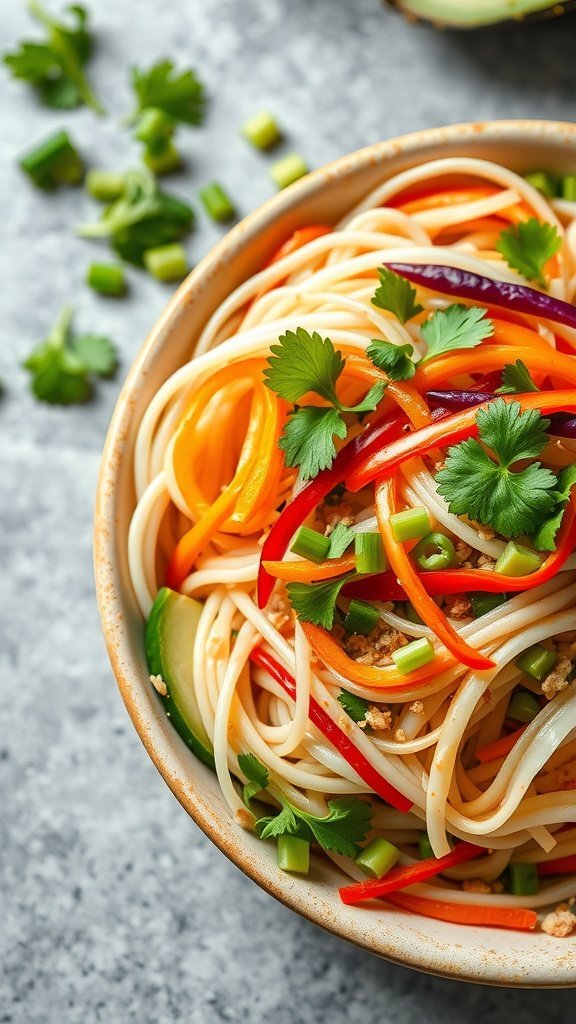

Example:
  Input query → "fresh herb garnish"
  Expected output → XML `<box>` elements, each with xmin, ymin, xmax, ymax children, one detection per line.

<box><xmin>532</xmin><ymin>463</ymin><xmax>576</xmax><ymax>551</ymax></box>
<box><xmin>76</xmin><ymin>166</ymin><xmax>194</xmax><ymax>266</ymax></box>
<box><xmin>286</xmin><ymin>572</ymin><xmax>355</xmax><ymax>629</ymax></box>
<box><xmin>420</xmin><ymin>304</ymin><xmax>494</xmax><ymax>363</ymax></box>
<box><xmin>372</xmin><ymin>266</ymin><xmax>423</xmax><ymax>324</ymax></box>
<box><xmin>337</xmin><ymin>690</ymin><xmax>369</xmax><ymax>723</ymax></box>
<box><xmin>366</xmin><ymin>340</ymin><xmax>415</xmax><ymax>381</ymax></box>
<box><xmin>436</xmin><ymin>399</ymin><xmax>558</xmax><ymax>539</ymax></box>
<box><xmin>496</xmin><ymin>218</ymin><xmax>561</xmax><ymax>288</ymax></box>
<box><xmin>239</xmin><ymin>752</ymin><xmax>372</xmax><ymax>857</ymax></box>
<box><xmin>127</xmin><ymin>59</ymin><xmax>205</xmax><ymax>168</ymax></box>
<box><xmin>496</xmin><ymin>359</ymin><xmax>540</xmax><ymax>395</ymax></box>
<box><xmin>264</xmin><ymin>328</ymin><xmax>386</xmax><ymax>480</ymax></box>
<box><xmin>19</xmin><ymin>129</ymin><xmax>84</xmax><ymax>191</ymax></box>
<box><xmin>23</xmin><ymin>305</ymin><xmax>118</xmax><ymax>404</ymax></box>
<box><xmin>4</xmin><ymin>1</ymin><xmax>103</xmax><ymax>114</ymax></box>
<box><xmin>327</xmin><ymin>522</ymin><xmax>355</xmax><ymax>559</ymax></box>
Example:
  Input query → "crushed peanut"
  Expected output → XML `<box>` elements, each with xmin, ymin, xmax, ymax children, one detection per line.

<box><xmin>409</xmin><ymin>701</ymin><xmax>424</xmax><ymax>714</ymax></box>
<box><xmin>266</xmin><ymin>589</ymin><xmax>293</xmax><ymax>636</ymax></box>
<box><xmin>462</xmin><ymin>878</ymin><xmax>492</xmax><ymax>895</ymax></box>
<box><xmin>444</xmin><ymin>595</ymin><xmax>473</xmax><ymax>621</ymax></box>
<box><xmin>541</xmin><ymin>904</ymin><xmax>576</xmax><ymax>937</ymax></box>
<box><xmin>150</xmin><ymin>673</ymin><xmax>168</xmax><ymax>697</ymax></box>
<box><xmin>394</xmin><ymin>728</ymin><xmax>406</xmax><ymax>743</ymax></box>
<box><xmin>363</xmin><ymin>705</ymin><xmax>392</xmax><ymax>732</ymax></box>
<box><xmin>344</xmin><ymin>622</ymin><xmax>408</xmax><ymax>667</ymax></box>
<box><xmin>542</xmin><ymin>657</ymin><xmax>572</xmax><ymax>700</ymax></box>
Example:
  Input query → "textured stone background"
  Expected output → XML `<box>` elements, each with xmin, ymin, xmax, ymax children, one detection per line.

<box><xmin>3</xmin><ymin>1</ymin><xmax>576</xmax><ymax>1020</ymax></box>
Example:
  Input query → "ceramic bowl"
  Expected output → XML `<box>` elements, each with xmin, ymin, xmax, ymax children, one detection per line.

<box><xmin>95</xmin><ymin>120</ymin><xmax>576</xmax><ymax>987</ymax></box>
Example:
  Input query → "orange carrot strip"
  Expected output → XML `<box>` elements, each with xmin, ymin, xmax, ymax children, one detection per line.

<box><xmin>263</xmin><ymin>553</ymin><xmax>356</xmax><ymax>583</ymax></box>
<box><xmin>383</xmin><ymin>892</ymin><xmax>537</xmax><ymax>931</ymax></box>
<box><xmin>475</xmin><ymin>726</ymin><xmax>528</xmax><ymax>764</ymax></box>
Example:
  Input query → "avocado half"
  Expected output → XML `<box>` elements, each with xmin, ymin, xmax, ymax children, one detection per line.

<box><xmin>387</xmin><ymin>0</ymin><xmax>576</xmax><ymax>27</ymax></box>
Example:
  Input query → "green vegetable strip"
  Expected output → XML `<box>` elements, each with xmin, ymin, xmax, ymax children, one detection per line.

<box><xmin>199</xmin><ymin>182</ymin><xmax>236</xmax><ymax>223</ymax></box>
<box><xmin>561</xmin><ymin>175</ymin><xmax>576</xmax><ymax>202</ymax></box>
<box><xmin>507</xmin><ymin>691</ymin><xmax>540</xmax><ymax>724</ymax></box>
<box><xmin>356</xmin><ymin>838</ymin><xmax>400</xmax><ymax>879</ymax></box>
<box><xmin>143</xmin><ymin>242</ymin><xmax>189</xmax><ymax>282</ymax></box>
<box><xmin>344</xmin><ymin>599</ymin><xmax>379</xmax><ymax>636</ymax></box>
<box><xmin>524</xmin><ymin>171</ymin><xmax>557</xmax><ymax>198</ymax></box>
<box><xmin>20</xmin><ymin>130</ymin><xmax>84</xmax><ymax>191</ymax></box>
<box><xmin>290</xmin><ymin>526</ymin><xmax>330</xmax><ymax>563</ymax></box>
<box><xmin>241</xmin><ymin>110</ymin><xmax>281</xmax><ymax>150</ymax></box>
<box><xmin>277</xmin><ymin>835</ymin><xmax>310</xmax><ymax>874</ymax></box>
<box><xmin>144</xmin><ymin>141</ymin><xmax>183</xmax><ymax>176</ymax></box>
<box><xmin>509</xmin><ymin>863</ymin><xmax>539</xmax><ymax>896</ymax></box>
<box><xmin>355</xmin><ymin>532</ymin><xmax>386</xmax><ymax>574</ymax></box>
<box><xmin>469</xmin><ymin>592</ymin><xmax>507</xmax><ymax>619</ymax></box>
<box><xmin>494</xmin><ymin>541</ymin><xmax>543</xmax><ymax>577</ymax></box>
<box><xmin>86</xmin><ymin>262</ymin><xmax>126</xmax><ymax>296</ymax></box>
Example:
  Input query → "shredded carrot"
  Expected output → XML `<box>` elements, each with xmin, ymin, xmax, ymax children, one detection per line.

<box><xmin>266</xmin><ymin>224</ymin><xmax>332</xmax><ymax>265</ymax></box>
<box><xmin>416</xmin><ymin>344</ymin><xmax>576</xmax><ymax>392</ymax></box>
<box><xmin>475</xmin><ymin>725</ymin><xmax>527</xmax><ymax>764</ymax></box>
<box><xmin>383</xmin><ymin>891</ymin><xmax>537</xmax><ymax>931</ymax></box>
<box><xmin>263</xmin><ymin>553</ymin><xmax>356</xmax><ymax>583</ymax></box>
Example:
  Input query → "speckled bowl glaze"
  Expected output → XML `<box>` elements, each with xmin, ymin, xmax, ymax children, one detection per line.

<box><xmin>95</xmin><ymin>121</ymin><xmax>576</xmax><ymax>987</ymax></box>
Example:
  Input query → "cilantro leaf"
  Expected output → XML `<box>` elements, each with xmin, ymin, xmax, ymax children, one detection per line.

<box><xmin>238</xmin><ymin>752</ymin><xmax>269</xmax><ymax>804</ymax></box>
<box><xmin>4</xmin><ymin>2</ymin><xmax>103</xmax><ymax>114</ymax></box>
<box><xmin>327</xmin><ymin>522</ymin><xmax>355</xmax><ymax>559</ymax></box>
<box><xmin>131</xmin><ymin>59</ymin><xmax>205</xmax><ymax>126</ymax></box>
<box><xmin>372</xmin><ymin>266</ymin><xmax>423</xmax><ymax>324</ymax></box>
<box><xmin>337</xmin><ymin>689</ymin><xmax>369</xmax><ymax>723</ymax></box>
<box><xmin>496</xmin><ymin>218</ymin><xmax>561</xmax><ymax>288</ymax></box>
<box><xmin>298</xmin><ymin>797</ymin><xmax>372</xmax><ymax>857</ymax></box>
<box><xmin>280</xmin><ymin>406</ymin><xmax>346</xmax><ymax>481</ymax></box>
<box><xmin>496</xmin><ymin>359</ymin><xmax>539</xmax><ymax>395</ymax></box>
<box><xmin>258</xmin><ymin>804</ymin><xmax>301</xmax><ymax>840</ymax></box>
<box><xmin>265</xmin><ymin>328</ymin><xmax>345</xmax><ymax>405</ymax></box>
<box><xmin>532</xmin><ymin>463</ymin><xmax>576</xmax><ymax>551</ymax></box>
<box><xmin>70</xmin><ymin>334</ymin><xmax>118</xmax><ymax>377</ymax></box>
<box><xmin>436</xmin><ymin>399</ymin><xmax>558</xmax><ymax>538</ymax></box>
<box><xmin>366</xmin><ymin>339</ymin><xmax>415</xmax><ymax>381</ymax></box>
<box><xmin>420</xmin><ymin>304</ymin><xmax>494</xmax><ymax>364</ymax></box>
<box><xmin>348</xmin><ymin>381</ymin><xmax>386</xmax><ymax>414</ymax></box>
<box><xmin>286</xmin><ymin>573</ymin><xmax>354</xmax><ymax>629</ymax></box>
<box><xmin>23</xmin><ymin>305</ymin><xmax>117</xmax><ymax>405</ymax></box>
<box><xmin>77</xmin><ymin>167</ymin><xmax>194</xmax><ymax>266</ymax></box>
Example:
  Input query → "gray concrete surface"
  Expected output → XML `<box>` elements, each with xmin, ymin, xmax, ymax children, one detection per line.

<box><xmin>3</xmin><ymin>0</ymin><xmax>576</xmax><ymax>1020</ymax></box>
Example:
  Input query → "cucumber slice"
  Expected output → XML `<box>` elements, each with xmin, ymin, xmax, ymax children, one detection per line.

<box><xmin>145</xmin><ymin>587</ymin><xmax>215</xmax><ymax>769</ymax></box>
<box><xmin>389</xmin><ymin>0</ymin><xmax>576</xmax><ymax>27</ymax></box>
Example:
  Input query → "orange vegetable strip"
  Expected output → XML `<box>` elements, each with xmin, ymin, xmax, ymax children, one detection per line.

<box><xmin>263</xmin><ymin>553</ymin><xmax>356</xmax><ymax>583</ymax></box>
<box><xmin>376</xmin><ymin>477</ymin><xmax>494</xmax><ymax>672</ymax></box>
<box><xmin>475</xmin><ymin>725</ymin><xmax>528</xmax><ymax>764</ymax></box>
<box><xmin>267</xmin><ymin>224</ymin><xmax>332</xmax><ymax>265</ymax></box>
<box><xmin>415</xmin><ymin>345</ymin><xmax>576</xmax><ymax>392</ymax></box>
<box><xmin>382</xmin><ymin>892</ymin><xmax>537</xmax><ymax>931</ymax></box>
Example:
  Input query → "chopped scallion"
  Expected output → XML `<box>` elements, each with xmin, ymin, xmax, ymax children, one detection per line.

<box><xmin>419</xmin><ymin>833</ymin><xmax>434</xmax><ymax>860</ymax></box>
<box><xmin>524</xmin><ymin>171</ymin><xmax>557</xmax><ymax>198</ymax></box>
<box><xmin>199</xmin><ymin>181</ymin><xmax>236</xmax><ymax>223</ymax></box>
<box><xmin>356</xmin><ymin>837</ymin><xmax>400</xmax><ymax>879</ymax></box>
<box><xmin>270</xmin><ymin>153</ymin><xmax>308</xmax><ymax>190</ymax></box>
<box><xmin>469</xmin><ymin>592</ymin><xmax>507</xmax><ymax>619</ymax></box>
<box><xmin>241</xmin><ymin>110</ymin><xmax>281</xmax><ymax>150</ymax></box>
<box><xmin>561</xmin><ymin>174</ymin><xmax>576</xmax><ymax>202</ymax></box>
<box><xmin>355</xmin><ymin>532</ymin><xmax>386</xmax><ymax>575</ymax></box>
<box><xmin>86</xmin><ymin>169</ymin><xmax>126</xmax><ymax>203</ymax></box>
<box><xmin>516</xmin><ymin>645</ymin><xmax>557</xmax><ymax>683</ymax></box>
<box><xmin>509</xmin><ymin>862</ymin><xmax>539</xmax><ymax>896</ymax></box>
<box><xmin>344</xmin><ymin>599</ymin><xmax>379</xmax><ymax>636</ymax></box>
<box><xmin>290</xmin><ymin>526</ymin><xmax>330</xmax><ymax>563</ymax></box>
<box><xmin>413</xmin><ymin>531</ymin><xmax>455</xmax><ymax>571</ymax></box>
<box><xmin>143</xmin><ymin>242</ymin><xmax>189</xmax><ymax>282</ymax></box>
<box><xmin>20</xmin><ymin>130</ymin><xmax>84</xmax><ymax>191</ymax></box>
<box><xmin>389</xmin><ymin>507</ymin><xmax>431</xmax><ymax>543</ymax></box>
<box><xmin>507</xmin><ymin>690</ymin><xmax>541</xmax><ymax>724</ymax></box>
<box><xmin>86</xmin><ymin>262</ymin><xmax>126</xmax><ymax>296</ymax></box>
<box><xmin>277</xmin><ymin>834</ymin><xmax>310</xmax><ymax>874</ymax></box>
<box><xmin>494</xmin><ymin>541</ymin><xmax>542</xmax><ymax>577</ymax></box>
<box><xmin>391</xmin><ymin>637</ymin><xmax>435</xmax><ymax>675</ymax></box>
<box><xmin>144</xmin><ymin>141</ymin><xmax>183</xmax><ymax>176</ymax></box>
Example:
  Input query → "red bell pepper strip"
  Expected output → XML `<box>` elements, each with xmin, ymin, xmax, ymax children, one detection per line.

<box><xmin>257</xmin><ymin>410</ymin><xmax>407</xmax><ymax>607</ymax></box>
<box><xmin>381</xmin><ymin>892</ymin><xmax>538</xmax><ymax>931</ymax></box>
<box><xmin>377</xmin><ymin>477</ymin><xmax>494</xmax><ymax>672</ymax></box>
<box><xmin>538</xmin><ymin>855</ymin><xmax>576</xmax><ymax>876</ymax></box>
<box><xmin>346</xmin><ymin>390</ymin><xmax>576</xmax><ymax>493</ymax></box>
<box><xmin>339</xmin><ymin>842</ymin><xmax>484</xmax><ymax>905</ymax></box>
<box><xmin>249</xmin><ymin>646</ymin><xmax>412</xmax><ymax>812</ymax></box>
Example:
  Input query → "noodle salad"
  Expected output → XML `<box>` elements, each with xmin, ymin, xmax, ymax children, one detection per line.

<box><xmin>129</xmin><ymin>156</ymin><xmax>576</xmax><ymax>937</ymax></box>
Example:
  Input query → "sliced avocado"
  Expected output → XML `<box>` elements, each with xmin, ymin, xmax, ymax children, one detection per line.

<box><xmin>388</xmin><ymin>0</ymin><xmax>576</xmax><ymax>27</ymax></box>
<box><xmin>146</xmin><ymin>587</ymin><xmax>215</xmax><ymax>769</ymax></box>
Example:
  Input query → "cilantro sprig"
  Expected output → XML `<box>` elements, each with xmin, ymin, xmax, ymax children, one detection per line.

<box><xmin>496</xmin><ymin>359</ymin><xmax>539</xmax><ymax>395</ymax></box>
<box><xmin>264</xmin><ymin>328</ymin><xmax>386</xmax><ymax>480</ymax></box>
<box><xmin>496</xmin><ymin>218</ymin><xmax>561</xmax><ymax>289</ymax></box>
<box><xmin>436</xmin><ymin>399</ymin><xmax>558</xmax><ymax>539</ymax></box>
<box><xmin>338</xmin><ymin>690</ymin><xmax>369</xmax><ymax>723</ymax></box>
<box><xmin>127</xmin><ymin>59</ymin><xmax>205</xmax><ymax>168</ymax></box>
<box><xmin>372</xmin><ymin>266</ymin><xmax>423</xmax><ymax>324</ymax></box>
<box><xmin>286</xmin><ymin>572</ymin><xmax>354</xmax><ymax>629</ymax></box>
<box><xmin>532</xmin><ymin>464</ymin><xmax>576</xmax><ymax>552</ymax></box>
<box><xmin>4</xmin><ymin>2</ymin><xmax>103</xmax><ymax>114</ymax></box>
<box><xmin>23</xmin><ymin>305</ymin><xmax>118</xmax><ymax>404</ymax></box>
<box><xmin>238</xmin><ymin>753</ymin><xmax>372</xmax><ymax>857</ymax></box>
<box><xmin>77</xmin><ymin>166</ymin><xmax>194</xmax><ymax>265</ymax></box>
<box><xmin>367</xmin><ymin>304</ymin><xmax>493</xmax><ymax>381</ymax></box>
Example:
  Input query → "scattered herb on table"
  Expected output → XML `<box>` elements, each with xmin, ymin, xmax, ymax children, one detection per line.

<box><xmin>127</xmin><ymin>59</ymin><xmax>205</xmax><ymax>172</ymax></box>
<box><xmin>23</xmin><ymin>305</ymin><xmax>118</xmax><ymax>404</ymax></box>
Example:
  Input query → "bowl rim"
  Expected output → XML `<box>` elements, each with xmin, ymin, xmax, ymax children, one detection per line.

<box><xmin>95</xmin><ymin>119</ymin><xmax>576</xmax><ymax>987</ymax></box>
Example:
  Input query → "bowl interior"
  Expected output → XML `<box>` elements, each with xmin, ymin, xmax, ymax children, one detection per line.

<box><xmin>95</xmin><ymin>120</ymin><xmax>576</xmax><ymax>987</ymax></box>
